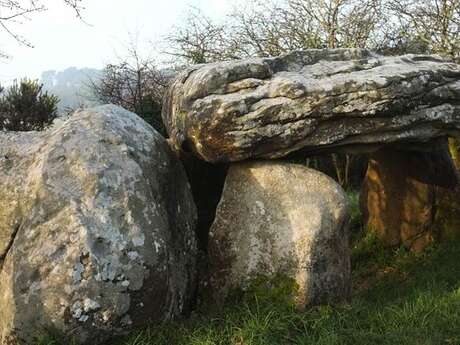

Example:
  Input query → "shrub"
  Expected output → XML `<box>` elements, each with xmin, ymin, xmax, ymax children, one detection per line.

<box><xmin>0</xmin><ymin>79</ymin><xmax>59</xmax><ymax>131</ymax></box>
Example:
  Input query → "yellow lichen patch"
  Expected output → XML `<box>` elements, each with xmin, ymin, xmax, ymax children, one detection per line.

<box><xmin>435</xmin><ymin>140</ymin><xmax>460</xmax><ymax>240</ymax></box>
<box><xmin>448</xmin><ymin>138</ymin><xmax>460</xmax><ymax>169</ymax></box>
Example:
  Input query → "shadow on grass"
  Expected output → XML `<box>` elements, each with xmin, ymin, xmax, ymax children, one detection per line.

<box><xmin>38</xmin><ymin>191</ymin><xmax>460</xmax><ymax>345</ymax></box>
<box><xmin>106</xmin><ymin>236</ymin><xmax>460</xmax><ymax>345</ymax></box>
<box><xmin>37</xmin><ymin>188</ymin><xmax>460</xmax><ymax>345</ymax></box>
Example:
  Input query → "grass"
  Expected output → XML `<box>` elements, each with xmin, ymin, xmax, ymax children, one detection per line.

<box><xmin>112</xmin><ymin>236</ymin><xmax>460</xmax><ymax>345</ymax></box>
<box><xmin>39</xmin><ymin>192</ymin><xmax>460</xmax><ymax>345</ymax></box>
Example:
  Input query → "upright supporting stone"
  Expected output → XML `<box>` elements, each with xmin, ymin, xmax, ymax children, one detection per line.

<box><xmin>208</xmin><ymin>161</ymin><xmax>351</xmax><ymax>307</ymax></box>
<box><xmin>360</xmin><ymin>139</ymin><xmax>459</xmax><ymax>251</ymax></box>
<box><xmin>0</xmin><ymin>105</ymin><xmax>198</xmax><ymax>345</ymax></box>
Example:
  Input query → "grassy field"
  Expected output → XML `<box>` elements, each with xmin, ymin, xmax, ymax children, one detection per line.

<box><xmin>109</xmin><ymin>236</ymin><xmax>460</xmax><ymax>345</ymax></box>
<box><xmin>40</xmin><ymin>194</ymin><xmax>460</xmax><ymax>345</ymax></box>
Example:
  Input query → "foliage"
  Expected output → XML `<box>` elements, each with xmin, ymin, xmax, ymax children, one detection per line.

<box><xmin>0</xmin><ymin>79</ymin><xmax>59</xmax><ymax>131</ymax></box>
<box><xmin>166</xmin><ymin>0</ymin><xmax>388</xmax><ymax>64</ymax></box>
<box><xmin>387</xmin><ymin>0</ymin><xmax>460</xmax><ymax>61</ymax></box>
<box><xmin>347</xmin><ymin>190</ymin><xmax>364</xmax><ymax>236</ymax></box>
<box><xmin>302</xmin><ymin>154</ymin><xmax>368</xmax><ymax>190</ymax></box>
<box><xmin>165</xmin><ymin>8</ymin><xmax>239</xmax><ymax>64</ymax></box>
<box><xmin>89</xmin><ymin>43</ymin><xmax>170</xmax><ymax>135</ymax></box>
<box><xmin>166</xmin><ymin>0</ymin><xmax>460</xmax><ymax>65</ymax></box>
<box><xmin>228</xmin><ymin>274</ymin><xmax>300</xmax><ymax>311</ymax></box>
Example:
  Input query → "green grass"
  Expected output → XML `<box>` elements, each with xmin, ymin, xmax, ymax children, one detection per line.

<box><xmin>111</xmin><ymin>236</ymin><xmax>460</xmax><ymax>345</ymax></box>
<box><xmin>39</xmin><ymin>193</ymin><xmax>460</xmax><ymax>345</ymax></box>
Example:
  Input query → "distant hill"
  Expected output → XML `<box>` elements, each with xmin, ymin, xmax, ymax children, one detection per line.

<box><xmin>40</xmin><ymin>67</ymin><xmax>102</xmax><ymax>113</ymax></box>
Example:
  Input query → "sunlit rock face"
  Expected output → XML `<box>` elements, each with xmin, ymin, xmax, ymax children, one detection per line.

<box><xmin>207</xmin><ymin>161</ymin><xmax>351</xmax><ymax>307</ymax></box>
<box><xmin>0</xmin><ymin>105</ymin><xmax>197</xmax><ymax>345</ymax></box>
<box><xmin>162</xmin><ymin>48</ymin><xmax>460</xmax><ymax>163</ymax></box>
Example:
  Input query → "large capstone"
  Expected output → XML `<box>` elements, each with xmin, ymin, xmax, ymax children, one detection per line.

<box><xmin>163</xmin><ymin>49</ymin><xmax>460</xmax><ymax>163</ymax></box>
<box><xmin>207</xmin><ymin>161</ymin><xmax>351</xmax><ymax>306</ymax></box>
<box><xmin>0</xmin><ymin>105</ymin><xmax>197</xmax><ymax>345</ymax></box>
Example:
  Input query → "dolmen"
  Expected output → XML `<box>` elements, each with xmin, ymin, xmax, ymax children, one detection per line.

<box><xmin>162</xmin><ymin>49</ymin><xmax>460</xmax><ymax>301</ymax></box>
<box><xmin>1</xmin><ymin>49</ymin><xmax>460</xmax><ymax>344</ymax></box>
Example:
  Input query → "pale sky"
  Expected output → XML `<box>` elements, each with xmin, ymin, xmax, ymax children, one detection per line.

<box><xmin>0</xmin><ymin>0</ymin><xmax>236</xmax><ymax>84</ymax></box>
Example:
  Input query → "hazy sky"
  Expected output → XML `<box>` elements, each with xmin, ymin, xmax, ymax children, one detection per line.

<box><xmin>0</xmin><ymin>0</ymin><xmax>235</xmax><ymax>84</ymax></box>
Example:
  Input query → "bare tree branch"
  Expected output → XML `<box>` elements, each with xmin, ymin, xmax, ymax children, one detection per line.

<box><xmin>87</xmin><ymin>40</ymin><xmax>171</xmax><ymax>135</ymax></box>
<box><xmin>0</xmin><ymin>0</ymin><xmax>85</xmax><ymax>56</ymax></box>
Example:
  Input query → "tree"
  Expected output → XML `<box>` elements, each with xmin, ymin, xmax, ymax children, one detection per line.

<box><xmin>166</xmin><ymin>0</ymin><xmax>460</xmax><ymax>63</ymax></box>
<box><xmin>269</xmin><ymin>0</ymin><xmax>386</xmax><ymax>50</ymax></box>
<box><xmin>0</xmin><ymin>79</ymin><xmax>59</xmax><ymax>131</ymax></box>
<box><xmin>166</xmin><ymin>0</ymin><xmax>388</xmax><ymax>65</ymax></box>
<box><xmin>387</xmin><ymin>0</ymin><xmax>460</xmax><ymax>60</ymax></box>
<box><xmin>227</xmin><ymin>0</ymin><xmax>323</xmax><ymax>57</ymax></box>
<box><xmin>165</xmin><ymin>8</ymin><xmax>239</xmax><ymax>64</ymax></box>
<box><xmin>89</xmin><ymin>43</ymin><xmax>171</xmax><ymax>135</ymax></box>
<box><xmin>0</xmin><ymin>0</ymin><xmax>84</xmax><ymax>56</ymax></box>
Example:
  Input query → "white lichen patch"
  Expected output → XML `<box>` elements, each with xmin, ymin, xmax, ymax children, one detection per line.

<box><xmin>72</xmin><ymin>263</ymin><xmax>85</xmax><ymax>283</ymax></box>
<box><xmin>71</xmin><ymin>301</ymin><xmax>83</xmax><ymax>319</ymax></box>
<box><xmin>154</xmin><ymin>241</ymin><xmax>162</xmax><ymax>252</ymax></box>
<box><xmin>127</xmin><ymin>251</ymin><xmax>140</xmax><ymax>260</ymax></box>
<box><xmin>255</xmin><ymin>200</ymin><xmax>266</xmax><ymax>216</ymax></box>
<box><xmin>79</xmin><ymin>315</ymin><xmax>89</xmax><ymax>323</ymax></box>
<box><xmin>100</xmin><ymin>261</ymin><xmax>119</xmax><ymax>281</ymax></box>
<box><xmin>83</xmin><ymin>298</ymin><xmax>101</xmax><ymax>312</ymax></box>
<box><xmin>121</xmin><ymin>314</ymin><xmax>133</xmax><ymax>326</ymax></box>
<box><xmin>132</xmin><ymin>234</ymin><xmax>145</xmax><ymax>247</ymax></box>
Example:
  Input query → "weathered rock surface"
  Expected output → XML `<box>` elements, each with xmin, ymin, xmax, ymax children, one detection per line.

<box><xmin>208</xmin><ymin>161</ymin><xmax>351</xmax><ymax>306</ymax></box>
<box><xmin>360</xmin><ymin>139</ymin><xmax>459</xmax><ymax>251</ymax></box>
<box><xmin>163</xmin><ymin>49</ymin><xmax>460</xmax><ymax>162</ymax></box>
<box><xmin>0</xmin><ymin>105</ymin><xmax>197</xmax><ymax>344</ymax></box>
